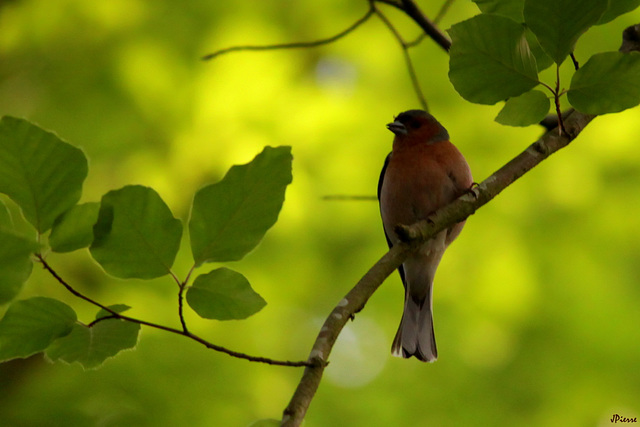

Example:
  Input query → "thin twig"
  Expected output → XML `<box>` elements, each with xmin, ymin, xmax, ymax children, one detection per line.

<box><xmin>374</xmin><ymin>6</ymin><xmax>428</xmax><ymax>110</ymax></box>
<box><xmin>400</xmin><ymin>46</ymin><xmax>428</xmax><ymax>110</ymax></box>
<box><xmin>405</xmin><ymin>32</ymin><xmax>427</xmax><ymax>48</ymax></box>
<box><xmin>399</xmin><ymin>0</ymin><xmax>451</xmax><ymax>51</ymax></box>
<box><xmin>36</xmin><ymin>254</ymin><xmax>311</xmax><ymax>367</ymax></box>
<box><xmin>554</xmin><ymin>65</ymin><xmax>567</xmax><ymax>135</ymax></box>
<box><xmin>87</xmin><ymin>315</ymin><xmax>118</xmax><ymax>328</ymax></box>
<box><xmin>375</xmin><ymin>0</ymin><xmax>402</xmax><ymax>8</ymax></box>
<box><xmin>201</xmin><ymin>5</ymin><xmax>375</xmax><ymax>61</ymax></box>
<box><xmin>433</xmin><ymin>0</ymin><xmax>456</xmax><ymax>25</ymax></box>
<box><xmin>538</xmin><ymin>77</ymin><xmax>567</xmax><ymax>136</ymax></box>
<box><xmin>374</xmin><ymin>0</ymin><xmax>451</xmax><ymax>51</ymax></box>
<box><xmin>178</xmin><ymin>282</ymin><xmax>189</xmax><ymax>333</ymax></box>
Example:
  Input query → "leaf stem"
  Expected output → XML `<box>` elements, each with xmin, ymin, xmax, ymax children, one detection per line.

<box><xmin>555</xmin><ymin>64</ymin><xmax>567</xmax><ymax>135</ymax></box>
<box><xmin>178</xmin><ymin>281</ymin><xmax>189</xmax><ymax>333</ymax></box>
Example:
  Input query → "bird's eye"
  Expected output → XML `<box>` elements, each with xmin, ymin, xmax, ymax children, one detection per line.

<box><xmin>409</xmin><ymin>120</ymin><xmax>421</xmax><ymax>129</ymax></box>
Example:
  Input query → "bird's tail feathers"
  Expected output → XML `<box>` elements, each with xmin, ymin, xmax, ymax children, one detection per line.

<box><xmin>391</xmin><ymin>295</ymin><xmax>437</xmax><ymax>362</ymax></box>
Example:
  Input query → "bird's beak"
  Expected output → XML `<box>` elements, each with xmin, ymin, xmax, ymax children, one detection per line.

<box><xmin>386</xmin><ymin>120</ymin><xmax>407</xmax><ymax>136</ymax></box>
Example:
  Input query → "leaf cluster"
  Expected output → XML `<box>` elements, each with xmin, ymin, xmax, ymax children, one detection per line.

<box><xmin>451</xmin><ymin>0</ymin><xmax>640</xmax><ymax>126</ymax></box>
<box><xmin>0</xmin><ymin>116</ymin><xmax>292</xmax><ymax>369</ymax></box>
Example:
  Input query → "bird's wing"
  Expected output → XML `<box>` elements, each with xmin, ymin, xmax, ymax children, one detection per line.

<box><xmin>378</xmin><ymin>152</ymin><xmax>406</xmax><ymax>285</ymax></box>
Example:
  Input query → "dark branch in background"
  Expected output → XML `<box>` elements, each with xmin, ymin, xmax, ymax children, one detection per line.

<box><xmin>282</xmin><ymin>22</ymin><xmax>640</xmax><ymax>427</ymax></box>
<box><xmin>375</xmin><ymin>0</ymin><xmax>452</xmax><ymax>51</ymax></box>
<box><xmin>374</xmin><ymin>5</ymin><xmax>428</xmax><ymax>110</ymax></box>
<box><xmin>405</xmin><ymin>32</ymin><xmax>427</xmax><ymax>48</ymax></box>
<box><xmin>35</xmin><ymin>254</ymin><xmax>311</xmax><ymax>368</ymax></box>
<box><xmin>201</xmin><ymin>0</ymin><xmax>454</xmax><ymax>109</ymax></box>
<box><xmin>433</xmin><ymin>0</ymin><xmax>456</xmax><ymax>25</ymax></box>
<box><xmin>399</xmin><ymin>0</ymin><xmax>451</xmax><ymax>51</ymax></box>
<box><xmin>201</xmin><ymin>4</ymin><xmax>375</xmax><ymax>61</ymax></box>
<box><xmin>374</xmin><ymin>0</ymin><xmax>454</xmax><ymax>109</ymax></box>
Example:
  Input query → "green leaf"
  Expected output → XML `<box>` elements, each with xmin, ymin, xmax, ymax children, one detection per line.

<box><xmin>0</xmin><ymin>199</ymin><xmax>12</xmax><ymax>229</ymax></box>
<box><xmin>49</xmin><ymin>202</ymin><xmax>100</xmax><ymax>253</ymax></box>
<box><xmin>448</xmin><ymin>14</ymin><xmax>539</xmax><ymax>105</ymax></box>
<box><xmin>0</xmin><ymin>230</ymin><xmax>38</xmax><ymax>304</ymax></box>
<box><xmin>46</xmin><ymin>306</ymin><xmax>139</xmax><ymax>369</ymax></box>
<box><xmin>568</xmin><ymin>51</ymin><xmax>640</xmax><ymax>114</ymax></box>
<box><xmin>189</xmin><ymin>146</ymin><xmax>292</xmax><ymax>265</ymax></box>
<box><xmin>473</xmin><ymin>0</ymin><xmax>525</xmax><ymax>22</ymax></box>
<box><xmin>598</xmin><ymin>0</ymin><xmax>640</xmax><ymax>24</ymax></box>
<box><xmin>187</xmin><ymin>268</ymin><xmax>266</xmax><ymax>320</ymax></box>
<box><xmin>526</xmin><ymin>29</ymin><xmax>554</xmax><ymax>72</ymax></box>
<box><xmin>0</xmin><ymin>117</ymin><xmax>88</xmax><ymax>233</ymax></box>
<box><xmin>90</xmin><ymin>185</ymin><xmax>182</xmax><ymax>279</ymax></box>
<box><xmin>524</xmin><ymin>0</ymin><xmax>608</xmax><ymax>64</ymax></box>
<box><xmin>495</xmin><ymin>90</ymin><xmax>551</xmax><ymax>126</ymax></box>
<box><xmin>0</xmin><ymin>297</ymin><xmax>76</xmax><ymax>361</ymax></box>
<box><xmin>96</xmin><ymin>304</ymin><xmax>131</xmax><ymax>320</ymax></box>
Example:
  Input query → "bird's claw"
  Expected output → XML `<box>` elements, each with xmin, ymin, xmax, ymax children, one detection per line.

<box><xmin>463</xmin><ymin>182</ymin><xmax>480</xmax><ymax>200</ymax></box>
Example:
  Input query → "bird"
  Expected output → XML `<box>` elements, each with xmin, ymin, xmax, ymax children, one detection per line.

<box><xmin>378</xmin><ymin>109</ymin><xmax>472</xmax><ymax>362</ymax></box>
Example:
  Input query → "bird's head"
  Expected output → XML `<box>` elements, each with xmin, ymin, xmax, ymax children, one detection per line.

<box><xmin>387</xmin><ymin>110</ymin><xmax>449</xmax><ymax>145</ymax></box>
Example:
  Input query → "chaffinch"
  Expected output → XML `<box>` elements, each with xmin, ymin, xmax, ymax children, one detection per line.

<box><xmin>378</xmin><ymin>109</ymin><xmax>472</xmax><ymax>362</ymax></box>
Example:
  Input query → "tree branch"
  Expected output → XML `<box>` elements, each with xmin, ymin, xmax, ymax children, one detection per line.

<box><xmin>372</xmin><ymin>0</ymin><xmax>453</xmax><ymax>107</ymax></box>
<box><xmin>36</xmin><ymin>254</ymin><xmax>311</xmax><ymax>368</ymax></box>
<box><xmin>398</xmin><ymin>0</ymin><xmax>451</xmax><ymax>51</ymax></box>
<box><xmin>433</xmin><ymin>0</ymin><xmax>456</xmax><ymax>25</ymax></box>
<box><xmin>201</xmin><ymin>0</ymin><xmax>447</xmax><ymax>113</ymax></box>
<box><xmin>374</xmin><ymin>0</ymin><xmax>452</xmax><ymax>50</ymax></box>
<box><xmin>374</xmin><ymin>5</ymin><xmax>428</xmax><ymax>110</ymax></box>
<box><xmin>282</xmin><ymin>108</ymin><xmax>597</xmax><ymax>426</ymax></box>
<box><xmin>201</xmin><ymin>5</ymin><xmax>375</xmax><ymax>61</ymax></box>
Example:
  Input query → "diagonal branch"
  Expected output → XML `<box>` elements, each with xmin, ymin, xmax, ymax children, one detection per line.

<box><xmin>398</xmin><ymin>0</ymin><xmax>451</xmax><ymax>51</ymax></box>
<box><xmin>282</xmin><ymin>108</ymin><xmax>597</xmax><ymax>426</ymax></box>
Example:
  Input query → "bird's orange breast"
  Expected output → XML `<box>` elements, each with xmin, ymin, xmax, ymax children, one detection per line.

<box><xmin>380</xmin><ymin>140</ymin><xmax>472</xmax><ymax>237</ymax></box>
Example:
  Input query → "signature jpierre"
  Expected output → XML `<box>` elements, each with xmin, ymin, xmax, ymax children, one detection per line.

<box><xmin>611</xmin><ymin>414</ymin><xmax>638</xmax><ymax>423</ymax></box>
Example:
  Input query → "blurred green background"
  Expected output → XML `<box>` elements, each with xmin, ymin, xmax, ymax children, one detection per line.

<box><xmin>1</xmin><ymin>1</ymin><xmax>639</xmax><ymax>426</ymax></box>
